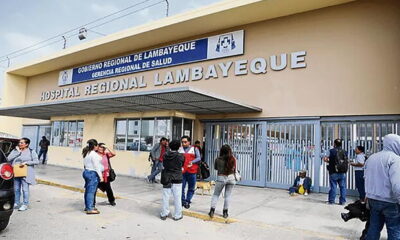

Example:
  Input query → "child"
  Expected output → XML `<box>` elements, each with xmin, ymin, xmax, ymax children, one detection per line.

<box><xmin>289</xmin><ymin>170</ymin><xmax>312</xmax><ymax>196</ymax></box>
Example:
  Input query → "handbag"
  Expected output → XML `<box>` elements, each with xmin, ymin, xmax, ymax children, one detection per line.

<box><xmin>107</xmin><ymin>156</ymin><xmax>116</xmax><ymax>182</ymax></box>
<box><xmin>234</xmin><ymin>158</ymin><xmax>241</xmax><ymax>182</ymax></box>
<box><xmin>13</xmin><ymin>164</ymin><xmax>28</xmax><ymax>177</ymax></box>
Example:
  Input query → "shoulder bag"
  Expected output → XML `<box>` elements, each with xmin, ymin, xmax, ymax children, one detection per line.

<box><xmin>107</xmin><ymin>155</ymin><xmax>116</xmax><ymax>182</ymax></box>
<box><xmin>234</xmin><ymin>158</ymin><xmax>241</xmax><ymax>182</ymax></box>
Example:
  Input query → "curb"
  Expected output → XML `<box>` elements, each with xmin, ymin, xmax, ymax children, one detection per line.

<box><xmin>183</xmin><ymin>210</ymin><xmax>238</xmax><ymax>224</ymax></box>
<box><xmin>36</xmin><ymin>178</ymin><xmax>237</xmax><ymax>224</ymax></box>
<box><xmin>36</xmin><ymin>179</ymin><xmax>123</xmax><ymax>199</ymax></box>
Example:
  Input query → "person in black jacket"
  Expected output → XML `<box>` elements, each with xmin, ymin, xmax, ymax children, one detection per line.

<box><xmin>160</xmin><ymin>140</ymin><xmax>184</xmax><ymax>221</ymax></box>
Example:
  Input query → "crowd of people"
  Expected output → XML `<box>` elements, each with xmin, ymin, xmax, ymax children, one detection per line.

<box><xmin>6</xmin><ymin>133</ymin><xmax>399</xmax><ymax>239</ymax></box>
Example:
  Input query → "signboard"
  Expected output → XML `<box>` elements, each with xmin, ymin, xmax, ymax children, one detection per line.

<box><xmin>58</xmin><ymin>30</ymin><xmax>244</xmax><ymax>86</ymax></box>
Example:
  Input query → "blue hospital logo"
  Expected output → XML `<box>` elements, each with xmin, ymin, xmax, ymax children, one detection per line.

<box><xmin>61</xmin><ymin>71</ymin><xmax>69</xmax><ymax>84</ymax></box>
<box><xmin>216</xmin><ymin>34</ymin><xmax>236</xmax><ymax>53</ymax></box>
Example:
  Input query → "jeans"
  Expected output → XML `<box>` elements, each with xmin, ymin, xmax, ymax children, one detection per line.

<box><xmin>38</xmin><ymin>149</ymin><xmax>48</xmax><ymax>164</ymax></box>
<box><xmin>354</xmin><ymin>170</ymin><xmax>366</xmax><ymax>200</ymax></box>
<box><xmin>148</xmin><ymin>160</ymin><xmax>163</xmax><ymax>182</ymax></box>
<box><xmin>82</xmin><ymin>170</ymin><xmax>99</xmax><ymax>211</ymax></box>
<box><xmin>14</xmin><ymin>177</ymin><xmax>29</xmax><ymax>206</ymax></box>
<box><xmin>328</xmin><ymin>173</ymin><xmax>346</xmax><ymax>204</ymax></box>
<box><xmin>161</xmin><ymin>183</ymin><xmax>182</xmax><ymax>219</ymax></box>
<box><xmin>211</xmin><ymin>175</ymin><xmax>236</xmax><ymax>210</ymax></box>
<box><xmin>182</xmin><ymin>173</ymin><xmax>197</xmax><ymax>204</ymax></box>
<box><xmin>366</xmin><ymin>199</ymin><xmax>400</xmax><ymax>240</ymax></box>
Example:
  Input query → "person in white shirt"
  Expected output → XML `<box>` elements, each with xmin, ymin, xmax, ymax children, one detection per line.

<box><xmin>82</xmin><ymin>139</ymin><xmax>103</xmax><ymax>214</ymax></box>
<box><xmin>350</xmin><ymin>146</ymin><xmax>366</xmax><ymax>202</ymax></box>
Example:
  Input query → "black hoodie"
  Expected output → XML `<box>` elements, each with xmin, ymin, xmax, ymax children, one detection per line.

<box><xmin>161</xmin><ymin>150</ymin><xmax>184</xmax><ymax>186</ymax></box>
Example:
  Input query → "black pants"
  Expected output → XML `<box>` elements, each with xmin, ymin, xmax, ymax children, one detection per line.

<box><xmin>96</xmin><ymin>182</ymin><xmax>115</xmax><ymax>204</ymax></box>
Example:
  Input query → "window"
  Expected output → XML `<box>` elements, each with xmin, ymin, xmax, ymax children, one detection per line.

<box><xmin>115</xmin><ymin>117</ymin><xmax>189</xmax><ymax>152</ymax></box>
<box><xmin>51</xmin><ymin>120</ymin><xmax>84</xmax><ymax>147</ymax></box>
<box><xmin>140</xmin><ymin>119</ymin><xmax>154</xmax><ymax>151</ymax></box>
<box><xmin>127</xmin><ymin>119</ymin><xmax>140</xmax><ymax>151</ymax></box>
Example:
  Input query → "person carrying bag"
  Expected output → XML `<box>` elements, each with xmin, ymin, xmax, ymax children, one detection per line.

<box><xmin>7</xmin><ymin>137</ymin><xmax>39</xmax><ymax>211</ymax></box>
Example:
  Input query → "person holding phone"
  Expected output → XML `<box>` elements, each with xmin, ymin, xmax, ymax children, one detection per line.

<box><xmin>97</xmin><ymin>143</ymin><xmax>116</xmax><ymax>206</ymax></box>
<box><xmin>7</xmin><ymin>137</ymin><xmax>39</xmax><ymax>211</ymax></box>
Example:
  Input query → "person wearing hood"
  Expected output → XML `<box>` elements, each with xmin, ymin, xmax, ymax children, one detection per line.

<box><xmin>160</xmin><ymin>140</ymin><xmax>184</xmax><ymax>221</ymax></box>
<box><xmin>364</xmin><ymin>134</ymin><xmax>400</xmax><ymax>240</ymax></box>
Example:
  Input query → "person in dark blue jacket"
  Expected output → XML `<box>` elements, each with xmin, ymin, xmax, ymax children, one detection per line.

<box><xmin>289</xmin><ymin>170</ymin><xmax>312</xmax><ymax>196</ymax></box>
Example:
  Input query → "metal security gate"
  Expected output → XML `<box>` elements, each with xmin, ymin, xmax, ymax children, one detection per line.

<box><xmin>205</xmin><ymin>118</ymin><xmax>400</xmax><ymax>194</ymax></box>
<box><xmin>205</xmin><ymin>122</ymin><xmax>266</xmax><ymax>187</ymax></box>
<box><xmin>320</xmin><ymin>120</ymin><xmax>400</xmax><ymax>193</ymax></box>
<box><xmin>265</xmin><ymin>121</ymin><xmax>320</xmax><ymax>190</ymax></box>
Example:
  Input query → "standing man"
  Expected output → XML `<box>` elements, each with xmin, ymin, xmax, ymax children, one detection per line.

<box><xmin>179</xmin><ymin>136</ymin><xmax>201</xmax><ymax>209</ymax></box>
<box><xmin>38</xmin><ymin>136</ymin><xmax>50</xmax><ymax>164</ymax></box>
<box><xmin>350</xmin><ymin>146</ymin><xmax>366</xmax><ymax>202</ymax></box>
<box><xmin>323</xmin><ymin>139</ymin><xmax>348</xmax><ymax>205</ymax></box>
<box><xmin>364</xmin><ymin>134</ymin><xmax>400</xmax><ymax>240</ymax></box>
<box><xmin>147</xmin><ymin>137</ymin><xmax>168</xmax><ymax>183</ymax></box>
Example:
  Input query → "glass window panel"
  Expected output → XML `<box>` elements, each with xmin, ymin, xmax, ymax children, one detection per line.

<box><xmin>67</xmin><ymin>121</ymin><xmax>77</xmax><ymax>147</ymax></box>
<box><xmin>140</xmin><ymin>119</ymin><xmax>154</xmax><ymax>151</ymax></box>
<box><xmin>155</xmin><ymin>118</ymin><xmax>171</xmax><ymax>143</ymax></box>
<box><xmin>76</xmin><ymin>121</ymin><xmax>84</xmax><ymax>147</ymax></box>
<box><xmin>172</xmin><ymin>117</ymin><xmax>182</xmax><ymax>141</ymax></box>
<box><xmin>51</xmin><ymin>121</ymin><xmax>61</xmax><ymax>146</ymax></box>
<box><xmin>127</xmin><ymin>119</ymin><xmax>140</xmax><ymax>151</ymax></box>
<box><xmin>115</xmin><ymin>120</ymin><xmax>127</xmax><ymax>150</ymax></box>
<box><xmin>183</xmin><ymin>119</ymin><xmax>193</xmax><ymax>139</ymax></box>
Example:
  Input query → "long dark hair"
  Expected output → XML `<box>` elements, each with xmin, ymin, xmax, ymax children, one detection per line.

<box><xmin>219</xmin><ymin>144</ymin><xmax>235</xmax><ymax>173</ymax></box>
<box><xmin>82</xmin><ymin>139</ymin><xmax>98</xmax><ymax>158</ymax></box>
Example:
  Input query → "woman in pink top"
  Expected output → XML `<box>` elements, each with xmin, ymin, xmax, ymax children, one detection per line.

<box><xmin>97</xmin><ymin>143</ymin><xmax>116</xmax><ymax>206</ymax></box>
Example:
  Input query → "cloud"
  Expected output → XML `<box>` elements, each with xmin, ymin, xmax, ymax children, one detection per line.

<box><xmin>90</xmin><ymin>3</ymin><xmax>119</xmax><ymax>16</ymax></box>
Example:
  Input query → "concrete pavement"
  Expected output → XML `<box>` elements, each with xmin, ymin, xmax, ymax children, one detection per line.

<box><xmin>33</xmin><ymin>164</ymin><xmax>377</xmax><ymax>239</ymax></box>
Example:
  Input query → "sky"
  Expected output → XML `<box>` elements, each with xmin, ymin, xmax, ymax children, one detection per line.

<box><xmin>0</xmin><ymin>0</ymin><xmax>223</xmax><ymax>97</ymax></box>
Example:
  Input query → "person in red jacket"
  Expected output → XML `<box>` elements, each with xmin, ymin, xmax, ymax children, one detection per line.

<box><xmin>179</xmin><ymin>136</ymin><xmax>201</xmax><ymax>209</ymax></box>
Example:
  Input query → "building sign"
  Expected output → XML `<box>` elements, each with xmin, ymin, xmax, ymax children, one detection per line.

<box><xmin>42</xmin><ymin>51</ymin><xmax>307</xmax><ymax>101</ymax></box>
<box><xmin>58</xmin><ymin>30</ymin><xmax>245</xmax><ymax>86</ymax></box>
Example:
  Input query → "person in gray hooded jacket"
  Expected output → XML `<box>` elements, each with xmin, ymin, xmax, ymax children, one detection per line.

<box><xmin>7</xmin><ymin>137</ymin><xmax>39</xmax><ymax>211</ymax></box>
<box><xmin>364</xmin><ymin>134</ymin><xmax>400</xmax><ymax>240</ymax></box>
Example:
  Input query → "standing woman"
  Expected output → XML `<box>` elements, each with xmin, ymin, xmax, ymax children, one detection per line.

<box><xmin>7</xmin><ymin>137</ymin><xmax>39</xmax><ymax>211</ymax></box>
<box><xmin>97</xmin><ymin>143</ymin><xmax>116</xmax><ymax>206</ymax></box>
<box><xmin>208</xmin><ymin>144</ymin><xmax>237</xmax><ymax>219</ymax></box>
<box><xmin>82</xmin><ymin>139</ymin><xmax>103</xmax><ymax>214</ymax></box>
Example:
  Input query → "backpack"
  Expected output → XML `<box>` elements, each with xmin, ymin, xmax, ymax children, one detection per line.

<box><xmin>335</xmin><ymin>148</ymin><xmax>349</xmax><ymax>173</ymax></box>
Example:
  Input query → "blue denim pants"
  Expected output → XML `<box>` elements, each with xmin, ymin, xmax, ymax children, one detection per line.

<box><xmin>366</xmin><ymin>199</ymin><xmax>400</xmax><ymax>240</ymax></box>
<box><xmin>82</xmin><ymin>170</ymin><xmax>99</xmax><ymax>211</ymax></box>
<box><xmin>182</xmin><ymin>172</ymin><xmax>196</xmax><ymax>204</ymax></box>
<box><xmin>354</xmin><ymin>170</ymin><xmax>366</xmax><ymax>200</ymax></box>
<box><xmin>328</xmin><ymin>173</ymin><xmax>346</xmax><ymax>204</ymax></box>
<box><xmin>147</xmin><ymin>160</ymin><xmax>163</xmax><ymax>182</ymax></box>
<box><xmin>14</xmin><ymin>177</ymin><xmax>29</xmax><ymax>206</ymax></box>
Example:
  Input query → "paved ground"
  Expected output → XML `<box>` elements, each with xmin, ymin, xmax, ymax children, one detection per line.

<box><xmin>1</xmin><ymin>164</ymin><xmax>388</xmax><ymax>240</ymax></box>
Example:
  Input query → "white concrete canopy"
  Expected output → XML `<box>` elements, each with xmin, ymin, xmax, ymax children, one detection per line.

<box><xmin>0</xmin><ymin>87</ymin><xmax>262</xmax><ymax>120</ymax></box>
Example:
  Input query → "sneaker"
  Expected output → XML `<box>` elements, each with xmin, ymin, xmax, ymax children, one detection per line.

<box><xmin>183</xmin><ymin>203</ymin><xmax>190</xmax><ymax>209</ymax></box>
<box><xmin>18</xmin><ymin>205</ymin><xmax>28</xmax><ymax>211</ymax></box>
<box><xmin>173</xmin><ymin>216</ymin><xmax>183</xmax><ymax>221</ymax></box>
<box><xmin>160</xmin><ymin>215</ymin><xmax>167</xmax><ymax>221</ymax></box>
<box><xmin>14</xmin><ymin>203</ymin><xmax>19</xmax><ymax>209</ymax></box>
<box><xmin>326</xmin><ymin>201</ymin><xmax>334</xmax><ymax>205</ymax></box>
<box><xmin>110</xmin><ymin>202</ymin><xmax>116</xmax><ymax>206</ymax></box>
<box><xmin>304</xmin><ymin>192</ymin><xmax>308</xmax><ymax>196</ymax></box>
